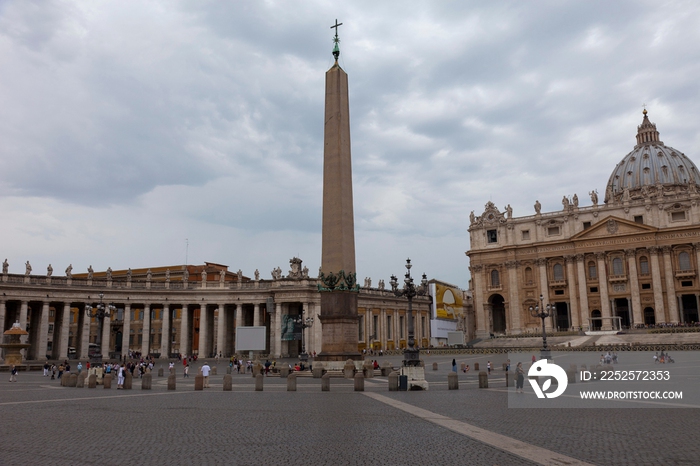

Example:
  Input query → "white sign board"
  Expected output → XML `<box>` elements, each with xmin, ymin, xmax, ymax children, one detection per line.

<box><xmin>447</xmin><ymin>331</ymin><xmax>465</xmax><ymax>346</ymax></box>
<box><xmin>235</xmin><ymin>326</ymin><xmax>267</xmax><ymax>352</ymax></box>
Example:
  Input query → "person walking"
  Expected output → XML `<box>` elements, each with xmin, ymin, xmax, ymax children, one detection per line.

<box><xmin>487</xmin><ymin>361</ymin><xmax>492</xmax><ymax>375</ymax></box>
<box><xmin>515</xmin><ymin>362</ymin><xmax>525</xmax><ymax>393</ymax></box>
<box><xmin>201</xmin><ymin>361</ymin><xmax>211</xmax><ymax>388</ymax></box>
<box><xmin>451</xmin><ymin>359</ymin><xmax>457</xmax><ymax>373</ymax></box>
<box><xmin>9</xmin><ymin>364</ymin><xmax>17</xmax><ymax>382</ymax></box>
<box><xmin>117</xmin><ymin>364</ymin><xmax>126</xmax><ymax>389</ymax></box>
<box><xmin>77</xmin><ymin>362</ymin><xmax>83</xmax><ymax>374</ymax></box>
<box><xmin>184</xmin><ymin>364</ymin><xmax>189</xmax><ymax>378</ymax></box>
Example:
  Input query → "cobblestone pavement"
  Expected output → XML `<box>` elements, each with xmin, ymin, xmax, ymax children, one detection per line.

<box><xmin>1</xmin><ymin>354</ymin><xmax>698</xmax><ymax>465</ymax></box>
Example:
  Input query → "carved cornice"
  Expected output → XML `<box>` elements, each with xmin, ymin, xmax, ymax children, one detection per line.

<box><xmin>624</xmin><ymin>249</ymin><xmax>636</xmax><ymax>258</ymax></box>
<box><xmin>505</xmin><ymin>260</ymin><xmax>519</xmax><ymax>269</ymax></box>
<box><xmin>536</xmin><ymin>258</ymin><xmax>547</xmax><ymax>267</ymax></box>
<box><xmin>661</xmin><ymin>245</ymin><xmax>672</xmax><ymax>254</ymax></box>
<box><xmin>595</xmin><ymin>252</ymin><xmax>607</xmax><ymax>260</ymax></box>
<box><xmin>563</xmin><ymin>255</ymin><xmax>575</xmax><ymax>264</ymax></box>
<box><xmin>470</xmin><ymin>265</ymin><xmax>484</xmax><ymax>273</ymax></box>
<box><xmin>574</xmin><ymin>253</ymin><xmax>585</xmax><ymax>262</ymax></box>
<box><xmin>647</xmin><ymin>246</ymin><xmax>659</xmax><ymax>255</ymax></box>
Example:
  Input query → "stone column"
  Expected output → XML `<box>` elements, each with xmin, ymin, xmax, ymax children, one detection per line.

<box><xmin>57</xmin><ymin>303</ymin><xmax>70</xmax><ymax>359</ymax></box>
<box><xmin>80</xmin><ymin>303</ymin><xmax>90</xmax><ymax>360</ymax></box>
<box><xmin>216</xmin><ymin>303</ymin><xmax>225</xmax><ymax>358</ymax></box>
<box><xmin>142</xmin><ymin>304</ymin><xmax>151</xmax><ymax>357</ymax></box>
<box><xmin>38</xmin><ymin>302</ymin><xmax>50</xmax><ymax>360</ymax></box>
<box><xmin>160</xmin><ymin>304</ymin><xmax>170</xmax><ymax>358</ymax></box>
<box><xmin>625</xmin><ymin>249</ymin><xmax>643</xmax><ymax>326</ymax></box>
<box><xmin>648</xmin><ymin>246</ymin><xmax>666</xmax><ymax>323</ymax></box>
<box><xmin>380</xmin><ymin>308</ymin><xmax>387</xmax><ymax>350</ymax></box>
<box><xmin>19</xmin><ymin>301</ymin><xmax>28</xmax><ymax>344</ymax></box>
<box><xmin>536</xmin><ymin>259</ymin><xmax>552</xmax><ymax>330</ymax></box>
<box><xmin>281</xmin><ymin>303</ymin><xmax>289</xmax><ymax>357</ymax></box>
<box><xmin>253</xmin><ymin>303</ymin><xmax>260</xmax><ymax>327</ymax></box>
<box><xmin>564</xmin><ymin>256</ymin><xmax>579</xmax><ymax>331</ymax></box>
<box><xmin>198</xmin><ymin>304</ymin><xmax>207</xmax><ymax>357</ymax></box>
<box><xmin>122</xmin><ymin>303</ymin><xmax>131</xmax><ymax>359</ymax></box>
<box><xmin>506</xmin><ymin>261</ymin><xmax>521</xmax><ymax>334</ymax></box>
<box><xmin>662</xmin><ymin>246</ymin><xmax>680</xmax><ymax>323</ymax></box>
<box><xmin>471</xmin><ymin>265</ymin><xmax>488</xmax><ymax>337</ymax></box>
<box><xmin>101</xmin><ymin>311</ymin><xmax>111</xmax><ymax>358</ymax></box>
<box><xmin>180</xmin><ymin>305</ymin><xmax>189</xmax><ymax>357</ymax></box>
<box><xmin>305</xmin><ymin>301</ymin><xmax>313</xmax><ymax>352</ymax></box>
<box><xmin>0</xmin><ymin>300</ymin><xmax>5</xmax><ymax>359</ymax></box>
<box><xmin>312</xmin><ymin>302</ymin><xmax>322</xmax><ymax>355</ymax></box>
<box><xmin>273</xmin><ymin>303</ymin><xmax>282</xmax><ymax>358</ymax></box>
<box><xmin>596</xmin><ymin>253</ymin><xmax>612</xmax><ymax>330</ymax></box>
<box><xmin>575</xmin><ymin>254</ymin><xmax>589</xmax><ymax>329</ymax></box>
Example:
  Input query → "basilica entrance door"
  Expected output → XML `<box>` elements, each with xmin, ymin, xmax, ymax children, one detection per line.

<box><xmin>490</xmin><ymin>294</ymin><xmax>506</xmax><ymax>334</ymax></box>
<box><xmin>681</xmin><ymin>295</ymin><xmax>699</xmax><ymax>323</ymax></box>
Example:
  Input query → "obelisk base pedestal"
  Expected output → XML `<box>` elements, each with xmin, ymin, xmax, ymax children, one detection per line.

<box><xmin>316</xmin><ymin>292</ymin><xmax>362</xmax><ymax>362</ymax></box>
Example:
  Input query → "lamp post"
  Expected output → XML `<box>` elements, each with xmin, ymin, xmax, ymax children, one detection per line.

<box><xmin>529</xmin><ymin>294</ymin><xmax>554</xmax><ymax>360</ymax></box>
<box><xmin>390</xmin><ymin>258</ymin><xmax>428</xmax><ymax>367</ymax></box>
<box><xmin>292</xmin><ymin>309</ymin><xmax>315</xmax><ymax>362</ymax></box>
<box><xmin>85</xmin><ymin>292</ymin><xmax>116</xmax><ymax>365</ymax></box>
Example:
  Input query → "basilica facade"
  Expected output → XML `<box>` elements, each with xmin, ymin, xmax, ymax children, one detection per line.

<box><xmin>467</xmin><ymin>111</ymin><xmax>700</xmax><ymax>337</ymax></box>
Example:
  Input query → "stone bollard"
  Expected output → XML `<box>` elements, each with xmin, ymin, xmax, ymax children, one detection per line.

<box><xmin>142</xmin><ymin>373</ymin><xmax>152</xmax><ymax>390</ymax></box>
<box><xmin>168</xmin><ymin>374</ymin><xmax>176</xmax><ymax>390</ymax></box>
<box><xmin>312</xmin><ymin>365</ymin><xmax>325</xmax><ymax>379</ymax></box>
<box><xmin>223</xmin><ymin>374</ymin><xmax>232</xmax><ymax>391</ymax></box>
<box><xmin>103</xmin><ymin>374</ymin><xmax>112</xmax><ymax>389</ymax></box>
<box><xmin>255</xmin><ymin>373</ymin><xmax>263</xmax><ymax>391</ymax></box>
<box><xmin>432</xmin><ymin>362</ymin><xmax>438</xmax><ymax>371</ymax></box>
<box><xmin>124</xmin><ymin>372</ymin><xmax>133</xmax><ymax>390</ymax></box>
<box><xmin>363</xmin><ymin>361</ymin><xmax>374</xmax><ymax>378</ymax></box>
<box><xmin>388</xmin><ymin>371</ymin><xmax>399</xmax><ymax>391</ymax></box>
<box><xmin>68</xmin><ymin>373</ymin><xmax>77</xmax><ymax>387</ymax></box>
<box><xmin>566</xmin><ymin>369</ymin><xmax>576</xmax><ymax>384</ymax></box>
<box><xmin>60</xmin><ymin>374</ymin><xmax>68</xmax><ymax>387</ymax></box>
<box><xmin>287</xmin><ymin>373</ymin><xmax>297</xmax><ymax>392</ymax></box>
<box><xmin>343</xmin><ymin>359</ymin><xmax>355</xmax><ymax>379</ymax></box>
<box><xmin>478</xmin><ymin>371</ymin><xmax>488</xmax><ymax>388</ymax></box>
<box><xmin>570</xmin><ymin>364</ymin><xmax>578</xmax><ymax>374</ymax></box>
<box><xmin>252</xmin><ymin>362</ymin><xmax>262</xmax><ymax>377</ymax></box>
<box><xmin>474</xmin><ymin>363</ymin><xmax>480</xmax><ymax>371</ymax></box>
<box><xmin>169</xmin><ymin>367</ymin><xmax>175</xmax><ymax>375</ymax></box>
<box><xmin>194</xmin><ymin>374</ymin><xmax>204</xmax><ymax>390</ymax></box>
<box><xmin>354</xmin><ymin>373</ymin><xmax>364</xmax><ymax>392</ymax></box>
<box><xmin>77</xmin><ymin>372</ymin><xmax>86</xmax><ymax>388</ymax></box>
<box><xmin>321</xmin><ymin>373</ymin><xmax>331</xmax><ymax>392</ymax></box>
<box><xmin>226</xmin><ymin>366</ymin><xmax>232</xmax><ymax>374</ymax></box>
<box><xmin>580</xmin><ymin>364</ymin><xmax>588</xmax><ymax>383</ymax></box>
<box><xmin>211</xmin><ymin>366</ymin><xmax>217</xmax><ymax>376</ymax></box>
<box><xmin>280</xmin><ymin>366</ymin><xmax>290</xmax><ymax>378</ymax></box>
<box><xmin>88</xmin><ymin>374</ymin><xmax>97</xmax><ymax>389</ymax></box>
<box><xmin>448</xmin><ymin>372</ymin><xmax>459</xmax><ymax>390</ymax></box>
<box><xmin>381</xmin><ymin>361</ymin><xmax>392</xmax><ymax>376</ymax></box>
<box><xmin>158</xmin><ymin>367</ymin><xmax>164</xmax><ymax>377</ymax></box>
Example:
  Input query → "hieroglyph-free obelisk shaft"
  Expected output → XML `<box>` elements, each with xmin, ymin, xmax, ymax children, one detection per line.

<box><xmin>317</xmin><ymin>21</ymin><xmax>361</xmax><ymax>361</ymax></box>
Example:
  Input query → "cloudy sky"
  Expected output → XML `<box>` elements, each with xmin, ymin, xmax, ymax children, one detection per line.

<box><xmin>1</xmin><ymin>1</ymin><xmax>700</xmax><ymax>288</ymax></box>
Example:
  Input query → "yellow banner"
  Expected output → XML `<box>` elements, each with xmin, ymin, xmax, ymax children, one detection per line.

<box><xmin>435</xmin><ymin>282</ymin><xmax>463</xmax><ymax>321</ymax></box>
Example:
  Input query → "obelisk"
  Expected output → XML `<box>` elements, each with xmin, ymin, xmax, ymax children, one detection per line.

<box><xmin>317</xmin><ymin>20</ymin><xmax>361</xmax><ymax>362</ymax></box>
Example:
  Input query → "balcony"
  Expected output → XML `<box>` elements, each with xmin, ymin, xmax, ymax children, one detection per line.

<box><xmin>608</xmin><ymin>274</ymin><xmax>628</xmax><ymax>283</ymax></box>
<box><xmin>549</xmin><ymin>279</ymin><xmax>567</xmax><ymax>288</ymax></box>
<box><xmin>675</xmin><ymin>270</ymin><xmax>696</xmax><ymax>279</ymax></box>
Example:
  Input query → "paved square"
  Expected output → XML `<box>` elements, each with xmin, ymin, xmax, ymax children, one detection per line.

<box><xmin>2</xmin><ymin>353</ymin><xmax>698</xmax><ymax>465</ymax></box>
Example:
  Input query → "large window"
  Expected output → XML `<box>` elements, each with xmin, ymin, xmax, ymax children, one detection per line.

<box><xmin>639</xmin><ymin>257</ymin><xmax>650</xmax><ymax>275</ymax></box>
<box><xmin>612</xmin><ymin>257</ymin><xmax>624</xmax><ymax>275</ymax></box>
<box><xmin>491</xmin><ymin>269</ymin><xmax>500</xmax><ymax>287</ymax></box>
<box><xmin>679</xmin><ymin>252</ymin><xmax>692</xmax><ymax>271</ymax></box>
<box><xmin>553</xmin><ymin>263</ymin><xmax>564</xmax><ymax>281</ymax></box>
<box><xmin>487</xmin><ymin>230</ymin><xmax>498</xmax><ymax>243</ymax></box>
<box><xmin>588</xmin><ymin>261</ymin><xmax>597</xmax><ymax>279</ymax></box>
<box><xmin>524</xmin><ymin>267</ymin><xmax>533</xmax><ymax>285</ymax></box>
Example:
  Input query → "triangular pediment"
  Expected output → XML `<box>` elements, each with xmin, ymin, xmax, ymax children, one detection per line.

<box><xmin>571</xmin><ymin>216</ymin><xmax>658</xmax><ymax>240</ymax></box>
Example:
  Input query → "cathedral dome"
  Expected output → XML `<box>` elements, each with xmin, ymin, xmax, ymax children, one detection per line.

<box><xmin>604</xmin><ymin>110</ymin><xmax>700</xmax><ymax>203</ymax></box>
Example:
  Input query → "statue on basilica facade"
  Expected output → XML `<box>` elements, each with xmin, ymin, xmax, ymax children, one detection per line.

<box><xmin>25</xmin><ymin>261</ymin><xmax>32</xmax><ymax>275</ymax></box>
<box><xmin>470</xmin><ymin>210</ymin><xmax>475</xmax><ymax>224</ymax></box>
<box><xmin>534</xmin><ymin>200</ymin><xmax>541</xmax><ymax>214</ymax></box>
<box><xmin>302</xmin><ymin>266</ymin><xmax>309</xmax><ymax>278</ymax></box>
<box><xmin>2</xmin><ymin>259</ymin><xmax>8</xmax><ymax>274</ymax></box>
<box><xmin>562</xmin><ymin>196</ymin><xmax>570</xmax><ymax>210</ymax></box>
<box><xmin>505</xmin><ymin>204</ymin><xmax>513</xmax><ymax>219</ymax></box>
<box><xmin>589</xmin><ymin>189</ymin><xmax>598</xmax><ymax>206</ymax></box>
<box><xmin>572</xmin><ymin>194</ymin><xmax>579</xmax><ymax>208</ymax></box>
<box><xmin>87</xmin><ymin>265</ymin><xmax>93</xmax><ymax>280</ymax></box>
<box><xmin>65</xmin><ymin>264</ymin><xmax>72</xmax><ymax>277</ymax></box>
<box><xmin>47</xmin><ymin>264</ymin><xmax>53</xmax><ymax>277</ymax></box>
<box><xmin>165</xmin><ymin>269</ymin><xmax>170</xmax><ymax>282</ymax></box>
<box><xmin>146</xmin><ymin>269</ymin><xmax>152</xmax><ymax>281</ymax></box>
<box><xmin>106</xmin><ymin>267</ymin><xmax>112</xmax><ymax>280</ymax></box>
<box><xmin>183</xmin><ymin>268</ymin><xmax>188</xmax><ymax>281</ymax></box>
<box><xmin>254</xmin><ymin>269</ymin><xmax>260</xmax><ymax>281</ymax></box>
<box><xmin>237</xmin><ymin>269</ymin><xmax>243</xmax><ymax>282</ymax></box>
<box><xmin>127</xmin><ymin>268</ymin><xmax>132</xmax><ymax>280</ymax></box>
<box><xmin>378</xmin><ymin>279</ymin><xmax>385</xmax><ymax>290</ymax></box>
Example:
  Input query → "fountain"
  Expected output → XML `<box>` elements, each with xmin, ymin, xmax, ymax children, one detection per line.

<box><xmin>1</xmin><ymin>321</ymin><xmax>30</xmax><ymax>366</ymax></box>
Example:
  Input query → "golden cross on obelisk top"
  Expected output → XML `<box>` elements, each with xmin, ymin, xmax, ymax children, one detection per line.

<box><xmin>330</xmin><ymin>19</ymin><xmax>343</xmax><ymax>60</ymax></box>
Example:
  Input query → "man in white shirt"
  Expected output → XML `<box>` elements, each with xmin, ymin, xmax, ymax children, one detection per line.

<box><xmin>201</xmin><ymin>362</ymin><xmax>211</xmax><ymax>388</ymax></box>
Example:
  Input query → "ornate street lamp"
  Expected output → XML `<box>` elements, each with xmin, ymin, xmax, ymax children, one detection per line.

<box><xmin>292</xmin><ymin>309</ymin><xmax>315</xmax><ymax>362</ymax></box>
<box><xmin>85</xmin><ymin>292</ymin><xmax>116</xmax><ymax>365</ymax></box>
<box><xmin>390</xmin><ymin>258</ymin><xmax>428</xmax><ymax>367</ymax></box>
<box><xmin>529</xmin><ymin>294</ymin><xmax>554</xmax><ymax>360</ymax></box>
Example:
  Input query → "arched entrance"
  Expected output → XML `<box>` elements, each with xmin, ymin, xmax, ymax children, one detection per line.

<box><xmin>590</xmin><ymin>310</ymin><xmax>602</xmax><ymax>330</ymax></box>
<box><xmin>555</xmin><ymin>302</ymin><xmax>569</xmax><ymax>330</ymax></box>
<box><xmin>681</xmin><ymin>295</ymin><xmax>699</xmax><ymax>323</ymax></box>
<box><xmin>644</xmin><ymin>307</ymin><xmax>655</xmax><ymax>326</ymax></box>
<box><xmin>490</xmin><ymin>294</ymin><xmax>506</xmax><ymax>334</ymax></box>
<box><xmin>614</xmin><ymin>298</ymin><xmax>631</xmax><ymax>329</ymax></box>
